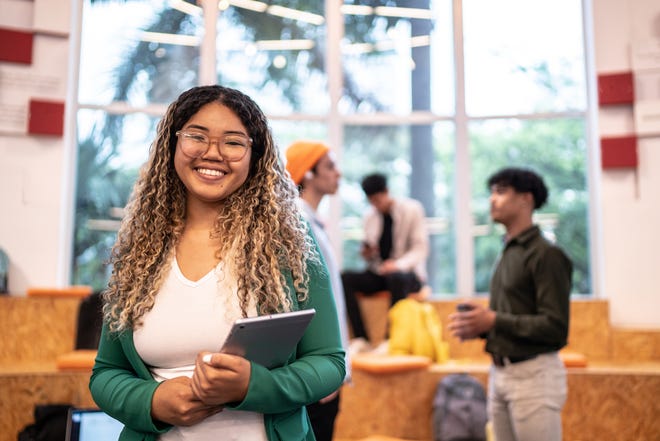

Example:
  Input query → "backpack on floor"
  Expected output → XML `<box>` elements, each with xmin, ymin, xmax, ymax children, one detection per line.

<box><xmin>432</xmin><ymin>373</ymin><xmax>487</xmax><ymax>441</ymax></box>
<box><xmin>17</xmin><ymin>404</ymin><xmax>71</xmax><ymax>441</ymax></box>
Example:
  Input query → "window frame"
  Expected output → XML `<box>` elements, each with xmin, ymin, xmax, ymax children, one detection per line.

<box><xmin>64</xmin><ymin>0</ymin><xmax>600</xmax><ymax>297</ymax></box>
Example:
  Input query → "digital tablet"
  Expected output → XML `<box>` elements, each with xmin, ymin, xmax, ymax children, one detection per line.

<box><xmin>220</xmin><ymin>308</ymin><xmax>316</xmax><ymax>368</ymax></box>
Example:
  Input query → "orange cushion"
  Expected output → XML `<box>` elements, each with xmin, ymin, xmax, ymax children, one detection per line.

<box><xmin>559</xmin><ymin>350</ymin><xmax>588</xmax><ymax>367</ymax></box>
<box><xmin>27</xmin><ymin>285</ymin><xmax>93</xmax><ymax>298</ymax></box>
<box><xmin>358</xmin><ymin>436</ymin><xmax>415</xmax><ymax>441</ymax></box>
<box><xmin>351</xmin><ymin>354</ymin><xmax>432</xmax><ymax>374</ymax></box>
<box><xmin>56</xmin><ymin>349</ymin><xmax>97</xmax><ymax>371</ymax></box>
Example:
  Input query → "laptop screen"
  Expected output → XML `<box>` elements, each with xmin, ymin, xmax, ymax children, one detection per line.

<box><xmin>65</xmin><ymin>408</ymin><xmax>123</xmax><ymax>441</ymax></box>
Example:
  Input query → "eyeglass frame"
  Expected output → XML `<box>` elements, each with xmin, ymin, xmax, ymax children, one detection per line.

<box><xmin>175</xmin><ymin>130</ymin><xmax>253</xmax><ymax>162</ymax></box>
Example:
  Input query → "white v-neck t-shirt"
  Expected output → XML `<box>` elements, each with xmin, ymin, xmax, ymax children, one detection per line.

<box><xmin>133</xmin><ymin>258</ymin><xmax>266</xmax><ymax>441</ymax></box>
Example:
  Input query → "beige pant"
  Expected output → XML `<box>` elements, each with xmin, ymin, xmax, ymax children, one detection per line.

<box><xmin>488</xmin><ymin>352</ymin><xmax>567</xmax><ymax>441</ymax></box>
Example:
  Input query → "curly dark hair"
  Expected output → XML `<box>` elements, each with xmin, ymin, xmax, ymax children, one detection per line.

<box><xmin>487</xmin><ymin>167</ymin><xmax>548</xmax><ymax>209</ymax></box>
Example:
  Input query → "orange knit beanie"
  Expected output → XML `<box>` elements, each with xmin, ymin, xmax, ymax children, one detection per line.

<box><xmin>285</xmin><ymin>140</ymin><xmax>330</xmax><ymax>185</ymax></box>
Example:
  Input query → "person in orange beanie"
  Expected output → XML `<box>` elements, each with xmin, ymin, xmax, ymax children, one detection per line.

<box><xmin>285</xmin><ymin>141</ymin><xmax>330</xmax><ymax>186</ymax></box>
<box><xmin>285</xmin><ymin>140</ymin><xmax>349</xmax><ymax>441</ymax></box>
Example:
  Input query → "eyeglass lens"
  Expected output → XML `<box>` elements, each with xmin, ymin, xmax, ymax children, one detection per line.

<box><xmin>176</xmin><ymin>131</ymin><xmax>250</xmax><ymax>161</ymax></box>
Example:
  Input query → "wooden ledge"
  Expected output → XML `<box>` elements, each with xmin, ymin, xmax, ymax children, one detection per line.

<box><xmin>26</xmin><ymin>285</ymin><xmax>92</xmax><ymax>298</ymax></box>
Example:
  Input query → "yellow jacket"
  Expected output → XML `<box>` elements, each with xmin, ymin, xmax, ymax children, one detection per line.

<box><xmin>388</xmin><ymin>298</ymin><xmax>449</xmax><ymax>363</ymax></box>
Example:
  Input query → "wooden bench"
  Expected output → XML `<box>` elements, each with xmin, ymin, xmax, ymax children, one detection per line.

<box><xmin>0</xmin><ymin>296</ymin><xmax>95</xmax><ymax>441</ymax></box>
<box><xmin>334</xmin><ymin>359</ymin><xmax>660</xmax><ymax>441</ymax></box>
<box><xmin>2</xmin><ymin>295</ymin><xmax>659</xmax><ymax>441</ymax></box>
<box><xmin>339</xmin><ymin>298</ymin><xmax>660</xmax><ymax>441</ymax></box>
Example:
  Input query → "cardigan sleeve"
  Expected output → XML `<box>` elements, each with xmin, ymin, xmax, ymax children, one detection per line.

<box><xmin>89</xmin><ymin>324</ymin><xmax>171</xmax><ymax>436</ymax></box>
<box><xmin>231</xmin><ymin>236</ymin><xmax>346</xmax><ymax>414</ymax></box>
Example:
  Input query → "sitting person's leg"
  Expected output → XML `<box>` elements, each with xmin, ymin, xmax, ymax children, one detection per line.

<box><xmin>341</xmin><ymin>270</ymin><xmax>386</xmax><ymax>341</ymax></box>
<box><xmin>384</xmin><ymin>271</ymin><xmax>423</xmax><ymax>305</ymax></box>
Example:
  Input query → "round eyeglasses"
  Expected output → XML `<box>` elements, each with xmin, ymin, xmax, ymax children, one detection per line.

<box><xmin>175</xmin><ymin>130</ymin><xmax>252</xmax><ymax>162</ymax></box>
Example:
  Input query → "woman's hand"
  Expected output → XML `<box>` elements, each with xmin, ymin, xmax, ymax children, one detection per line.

<box><xmin>151</xmin><ymin>376</ymin><xmax>223</xmax><ymax>427</ymax></box>
<box><xmin>191</xmin><ymin>352</ymin><xmax>251</xmax><ymax>406</ymax></box>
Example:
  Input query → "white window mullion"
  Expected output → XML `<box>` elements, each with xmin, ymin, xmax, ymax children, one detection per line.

<box><xmin>581</xmin><ymin>0</ymin><xmax>603</xmax><ymax>297</ymax></box>
<box><xmin>452</xmin><ymin>0</ymin><xmax>474</xmax><ymax>297</ymax></box>
<box><xmin>199</xmin><ymin>0</ymin><xmax>218</xmax><ymax>85</ymax></box>
<box><xmin>326</xmin><ymin>0</ymin><xmax>345</xmax><ymax>267</ymax></box>
<box><xmin>60</xmin><ymin>0</ymin><xmax>86</xmax><ymax>285</ymax></box>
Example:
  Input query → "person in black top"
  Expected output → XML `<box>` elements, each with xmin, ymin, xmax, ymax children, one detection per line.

<box><xmin>449</xmin><ymin>167</ymin><xmax>572</xmax><ymax>441</ymax></box>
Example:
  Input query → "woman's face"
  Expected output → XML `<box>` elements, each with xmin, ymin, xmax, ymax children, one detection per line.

<box><xmin>174</xmin><ymin>102</ymin><xmax>252</xmax><ymax>206</ymax></box>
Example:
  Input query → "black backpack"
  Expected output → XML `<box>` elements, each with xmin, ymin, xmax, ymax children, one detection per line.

<box><xmin>432</xmin><ymin>373</ymin><xmax>487</xmax><ymax>441</ymax></box>
<box><xmin>17</xmin><ymin>404</ymin><xmax>71</xmax><ymax>441</ymax></box>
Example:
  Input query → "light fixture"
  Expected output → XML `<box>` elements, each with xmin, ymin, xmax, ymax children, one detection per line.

<box><xmin>140</xmin><ymin>31</ymin><xmax>200</xmax><ymax>47</ymax></box>
<box><xmin>227</xmin><ymin>0</ymin><xmax>324</xmax><ymax>25</ymax></box>
<box><xmin>341</xmin><ymin>42</ymin><xmax>374</xmax><ymax>55</ymax></box>
<box><xmin>340</xmin><ymin>5</ymin><xmax>373</xmax><ymax>16</ymax></box>
<box><xmin>410</xmin><ymin>35</ymin><xmax>431</xmax><ymax>48</ymax></box>
<box><xmin>272</xmin><ymin>54</ymin><xmax>287</xmax><ymax>68</ymax></box>
<box><xmin>343</xmin><ymin>35</ymin><xmax>430</xmax><ymax>55</ymax></box>
<box><xmin>267</xmin><ymin>5</ymin><xmax>325</xmax><ymax>25</ymax></box>
<box><xmin>227</xmin><ymin>0</ymin><xmax>267</xmax><ymax>13</ymax></box>
<box><xmin>169</xmin><ymin>0</ymin><xmax>202</xmax><ymax>16</ymax></box>
<box><xmin>257</xmin><ymin>39</ymin><xmax>315</xmax><ymax>51</ymax></box>
<box><xmin>341</xmin><ymin>4</ymin><xmax>433</xmax><ymax>20</ymax></box>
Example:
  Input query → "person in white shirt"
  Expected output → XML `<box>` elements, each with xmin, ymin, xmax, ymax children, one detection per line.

<box><xmin>286</xmin><ymin>140</ymin><xmax>350</xmax><ymax>441</ymax></box>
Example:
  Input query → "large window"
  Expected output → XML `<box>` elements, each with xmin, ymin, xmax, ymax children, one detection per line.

<box><xmin>72</xmin><ymin>0</ymin><xmax>593</xmax><ymax>296</ymax></box>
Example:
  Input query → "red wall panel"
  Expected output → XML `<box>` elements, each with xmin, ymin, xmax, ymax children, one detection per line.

<box><xmin>28</xmin><ymin>99</ymin><xmax>65</xmax><ymax>136</ymax></box>
<box><xmin>600</xmin><ymin>135</ymin><xmax>638</xmax><ymax>169</ymax></box>
<box><xmin>598</xmin><ymin>72</ymin><xmax>634</xmax><ymax>105</ymax></box>
<box><xmin>0</xmin><ymin>28</ymin><xmax>33</xmax><ymax>64</ymax></box>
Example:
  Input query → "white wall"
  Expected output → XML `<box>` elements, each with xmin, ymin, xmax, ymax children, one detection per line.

<box><xmin>0</xmin><ymin>0</ymin><xmax>658</xmax><ymax>328</ymax></box>
<box><xmin>592</xmin><ymin>0</ymin><xmax>660</xmax><ymax>328</ymax></box>
<box><xmin>0</xmin><ymin>0</ymin><xmax>73</xmax><ymax>292</ymax></box>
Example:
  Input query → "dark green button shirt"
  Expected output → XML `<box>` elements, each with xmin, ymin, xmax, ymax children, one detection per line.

<box><xmin>485</xmin><ymin>225</ymin><xmax>572</xmax><ymax>358</ymax></box>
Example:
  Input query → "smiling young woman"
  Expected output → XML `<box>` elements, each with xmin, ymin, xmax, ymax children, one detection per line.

<box><xmin>89</xmin><ymin>85</ymin><xmax>346</xmax><ymax>441</ymax></box>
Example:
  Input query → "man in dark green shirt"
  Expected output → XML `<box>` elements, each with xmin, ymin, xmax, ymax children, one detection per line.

<box><xmin>449</xmin><ymin>167</ymin><xmax>572</xmax><ymax>441</ymax></box>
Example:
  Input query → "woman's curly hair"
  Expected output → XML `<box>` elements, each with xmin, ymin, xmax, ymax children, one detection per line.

<box><xmin>103</xmin><ymin>85</ymin><xmax>315</xmax><ymax>333</ymax></box>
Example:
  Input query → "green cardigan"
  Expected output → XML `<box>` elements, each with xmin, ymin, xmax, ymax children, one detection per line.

<box><xmin>89</xmin><ymin>248</ymin><xmax>345</xmax><ymax>441</ymax></box>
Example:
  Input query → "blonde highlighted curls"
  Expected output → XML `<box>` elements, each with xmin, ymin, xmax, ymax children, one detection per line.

<box><xmin>103</xmin><ymin>85</ymin><xmax>316</xmax><ymax>333</ymax></box>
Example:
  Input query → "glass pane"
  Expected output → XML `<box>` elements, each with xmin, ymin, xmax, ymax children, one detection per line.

<box><xmin>270</xmin><ymin>119</ymin><xmax>328</xmax><ymax>156</ymax></box>
<box><xmin>217</xmin><ymin>2</ymin><xmax>328</xmax><ymax>114</ymax></box>
<box><xmin>341</xmin><ymin>0</ymin><xmax>454</xmax><ymax>115</ymax></box>
<box><xmin>469</xmin><ymin>118</ymin><xmax>590</xmax><ymax>294</ymax></box>
<box><xmin>79</xmin><ymin>0</ymin><xmax>200</xmax><ymax>106</ymax></box>
<box><xmin>72</xmin><ymin>110</ymin><xmax>158</xmax><ymax>289</ymax></box>
<box><xmin>340</xmin><ymin>123</ymin><xmax>456</xmax><ymax>294</ymax></box>
<box><xmin>463</xmin><ymin>0</ymin><xmax>587</xmax><ymax>116</ymax></box>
